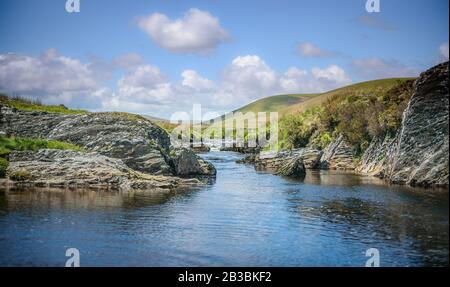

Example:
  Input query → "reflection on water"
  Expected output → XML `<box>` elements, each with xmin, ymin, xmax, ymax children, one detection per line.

<box><xmin>0</xmin><ymin>151</ymin><xmax>448</xmax><ymax>267</ymax></box>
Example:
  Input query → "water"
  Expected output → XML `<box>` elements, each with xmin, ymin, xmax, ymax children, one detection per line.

<box><xmin>0</xmin><ymin>151</ymin><xmax>448</xmax><ymax>267</ymax></box>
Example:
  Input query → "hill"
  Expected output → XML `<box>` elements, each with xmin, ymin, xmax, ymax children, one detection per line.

<box><xmin>230</xmin><ymin>78</ymin><xmax>415</xmax><ymax>118</ymax></box>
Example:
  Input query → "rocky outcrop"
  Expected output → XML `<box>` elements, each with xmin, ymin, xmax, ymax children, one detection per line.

<box><xmin>4</xmin><ymin>149</ymin><xmax>199</xmax><ymax>190</ymax></box>
<box><xmin>355</xmin><ymin>133</ymin><xmax>398</xmax><ymax>177</ymax></box>
<box><xmin>319</xmin><ymin>135</ymin><xmax>356</xmax><ymax>170</ymax></box>
<box><xmin>355</xmin><ymin>62</ymin><xmax>449</xmax><ymax>187</ymax></box>
<box><xmin>384</xmin><ymin>62</ymin><xmax>449</xmax><ymax>187</ymax></box>
<box><xmin>0</xmin><ymin>106</ymin><xmax>215</xmax><ymax>178</ymax></box>
<box><xmin>170</xmin><ymin>148</ymin><xmax>216</xmax><ymax>176</ymax></box>
<box><xmin>254</xmin><ymin>148</ymin><xmax>322</xmax><ymax>171</ymax></box>
<box><xmin>276</xmin><ymin>158</ymin><xmax>306</xmax><ymax>178</ymax></box>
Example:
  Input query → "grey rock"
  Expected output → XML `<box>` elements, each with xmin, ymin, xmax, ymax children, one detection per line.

<box><xmin>6</xmin><ymin>149</ymin><xmax>199</xmax><ymax>190</ymax></box>
<box><xmin>385</xmin><ymin>62</ymin><xmax>449</xmax><ymax>187</ymax></box>
<box><xmin>171</xmin><ymin>148</ymin><xmax>217</xmax><ymax>176</ymax></box>
<box><xmin>0</xmin><ymin>107</ymin><xmax>215</xmax><ymax>177</ymax></box>
<box><xmin>255</xmin><ymin>148</ymin><xmax>322</xmax><ymax>171</ymax></box>
<box><xmin>319</xmin><ymin>134</ymin><xmax>356</xmax><ymax>170</ymax></box>
<box><xmin>276</xmin><ymin>157</ymin><xmax>306</xmax><ymax>178</ymax></box>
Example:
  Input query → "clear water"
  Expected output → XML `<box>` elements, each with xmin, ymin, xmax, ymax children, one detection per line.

<box><xmin>0</xmin><ymin>151</ymin><xmax>448</xmax><ymax>267</ymax></box>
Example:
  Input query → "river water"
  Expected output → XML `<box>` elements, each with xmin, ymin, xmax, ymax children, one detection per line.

<box><xmin>0</xmin><ymin>151</ymin><xmax>448</xmax><ymax>266</ymax></box>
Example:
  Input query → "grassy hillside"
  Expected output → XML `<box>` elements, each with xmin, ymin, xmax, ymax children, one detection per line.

<box><xmin>229</xmin><ymin>78</ymin><xmax>414</xmax><ymax>118</ymax></box>
<box><xmin>233</xmin><ymin>93</ymin><xmax>318</xmax><ymax>115</ymax></box>
<box><xmin>280</xmin><ymin>78</ymin><xmax>415</xmax><ymax>116</ymax></box>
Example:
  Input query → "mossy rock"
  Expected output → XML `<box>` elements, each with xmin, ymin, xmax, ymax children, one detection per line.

<box><xmin>9</xmin><ymin>169</ymin><xmax>34</xmax><ymax>181</ymax></box>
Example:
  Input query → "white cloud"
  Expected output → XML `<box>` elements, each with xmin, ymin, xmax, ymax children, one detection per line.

<box><xmin>212</xmin><ymin>55</ymin><xmax>352</xmax><ymax>109</ymax></box>
<box><xmin>213</xmin><ymin>55</ymin><xmax>279</xmax><ymax>106</ymax></box>
<box><xmin>0</xmin><ymin>50</ymin><xmax>354</xmax><ymax>118</ymax></box>
<box><xmin>137</xmin><ymin>8</ymin><xmax>229</xmax><ymax>54</ymax></box>
<box><xmin>298</xmin><ymin>42</ymin><xmax>334</xmax><ymax>57</ymax></box>
<box><xmin>181</xmin><ymin>70</ymin><xmax>214</xmax><ymax>91</ymax></box>
<box><xmin>0</xmin><ymin>49</ymin><xmax>97</xmax><ymax>95</ymax></box>
<box><xmin>112</xmin><ymin>53</ymin><xmax>145</xmax><ymax>70</ymax></box>
<box><xmin>351</xmin><ymin>58</ymin><xmax>419</xmax><ymax>79</ymax></box>
<box><xmin>439</xmin><ymin>43</ymin><xmax>449</xmax><ymax>61</ymax></box>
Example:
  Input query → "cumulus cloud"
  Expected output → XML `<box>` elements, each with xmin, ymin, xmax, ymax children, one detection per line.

<box><xmin>112</xmin><ymin>53</ymin><xmax>145</xmax><ymax>70</ymax></box>
<box><xmin>181</xmin><ymin>70</ymin><xmax>215</xmax><ymax>91</ymax></box>
<box><xmin>298</xmin><ymin>42</ymin><xmax>335</xmax><ymax>57</ymax></box>
<box><xmin>213</xmin><ymin>55</ymin><xmax>352</xmax><ymax>109</ymax></box>
<box><xmin>0</xmin><ymin>49</ymin><xmax>97</xmax><ymax>95</ymax></box>
<box><xmin>0</xmin><ymin>50</ymin><xmax>354</xmax><ymax>118</ymax></box>
<box><xmin>439</xmin><ymin>43</ymin><xmax>449</xmax><ymax>61</ymax></box>
<box><xmin>137</xmin><ymin>8</ymin><xmax>229</xmax><ymax>54</ymax></box>
<box><xmin>351</xmin><ymin>58</ymin><xmax>419</xmax><ymax>79</ymax></box>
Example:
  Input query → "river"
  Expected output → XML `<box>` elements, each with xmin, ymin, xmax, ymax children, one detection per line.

<box><xmin>0</xmin><ymin>151</ymin><xmax>448</xmax><ymax>266</ymax></box>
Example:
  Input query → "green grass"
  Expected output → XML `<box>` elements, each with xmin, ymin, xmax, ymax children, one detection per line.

<box><xmin>0</xmin><ymin>135</ymin><xmax>83</xmax><ymax>178</ymax></box>
<box><xmin>0</xmin><ymin>94</ymin><xmax>88</xmax><ymax>115</ymax></box>
<box><xmin>234</xmin><ymin>93</ymin><xmax>318</xmax><ymax>115</ymax></box>
<box><xmin>0</xmin><ymin>135</ymin><xmax>83</xmax><ymax>156</ymax></box>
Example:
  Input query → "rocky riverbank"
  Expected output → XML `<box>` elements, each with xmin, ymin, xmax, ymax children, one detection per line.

<box><xmin>239</xmin><ymin>62</ymin><xmax>449</xmax><ymax>188</ymax></box>
<box><xmin>0</xmin><ymin>105</ymin><xmax>216</xmax><ymax>190</ymax></box>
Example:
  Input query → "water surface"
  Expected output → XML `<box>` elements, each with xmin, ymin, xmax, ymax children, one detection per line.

<box><xmin>0</xmin><ymin>151</ymin><xmax>448</xmax><ymax>266</ymax></box>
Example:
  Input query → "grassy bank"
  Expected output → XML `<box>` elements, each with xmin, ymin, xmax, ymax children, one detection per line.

<box><xmin>0</xmin><ymin>135</ymin><xmax>83</xmax><ymax>177</ymax></box>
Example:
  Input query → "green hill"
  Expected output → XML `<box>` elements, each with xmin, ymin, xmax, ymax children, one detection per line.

<box><xmin>231</xmin><ymin>78</ymin><xmax>415</xmax><ymax>117</ymax></box>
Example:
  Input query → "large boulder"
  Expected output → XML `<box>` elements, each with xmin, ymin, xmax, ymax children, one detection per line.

<box><xmin>256</xmin><ymin>148</ymin><xmax>322</xmax><ymax>170</ymax></box>
<box><xmin>170</xmin><ymin>148</ymin><xmax>216</xmax><ymax>176</ymax></box>
<box><xmin>276</xmin><ymin>157</ymin><xmax>306</xmax><ymax>178</ymax></box>
<box><xmin>5</xmin><ymin>149</ymin><xmax>199</xmax><ymax>190</ymax></box>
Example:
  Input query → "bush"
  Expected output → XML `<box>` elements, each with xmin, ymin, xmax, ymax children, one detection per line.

<box><xmin>278</xmin><ymin>79</ymin><xmax>414</xmax><ymax>154</ymax></box>
<box><xmin>0</xmin><ymin>157</ymin><xmax>8</xmax><ymax>178</ymax></box>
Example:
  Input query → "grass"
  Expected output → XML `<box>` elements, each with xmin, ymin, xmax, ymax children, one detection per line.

<box><xmin>0</xmin><ymin>135</ymin><xmax>83</xmax><ymax>178</ymax></box>
<box><xmin>0</xmin><ymin>135</ymin><xmax>83</xmax><ymax>156</ymax></box>
<box><xmin>0</xmin><ymin>94</ymin><xmax>88</xmax><ymax>115</ymax></box>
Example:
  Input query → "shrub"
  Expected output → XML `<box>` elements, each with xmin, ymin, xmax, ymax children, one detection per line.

<box><xmin>0</xmin><ymin>157</ymin><xmax>8</xmax><ymax>178</ymax></box>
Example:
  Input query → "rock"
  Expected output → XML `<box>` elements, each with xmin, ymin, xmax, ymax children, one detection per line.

<box><xmin>255</xmin><ymin>148</ymin><xmax>322</xmax><ymax>171</ymax></box>
<box><xmin>191</xmin><ymin>145</ymin><xmax>211</xmax><ymax>153</ymax></box>
<box><xmin>384</xmin><ymin>62</ymin><xmax>449</xmax><ymax>187</ymax></box>
<box><xmin>5</xmin><ymin>149</ymin><xmax>199</xmax><ymax>190</ymax></box>
<box><xmin>0</xmin><ymin>107</ymin><xmax>216</xmax><ymax>177</ymax></box>
<box><xmin>276</xmin><ymin>157</ymin><xmax>306</xmax><ymax>178</ymax></box>
<box><xmin>236</xmin><ymin>154</ymin><xmax>257</xmax><ymax>164</ymax></box>
<box><xmin>220</xmin><ymin>146</ymin><xmax>262</xmax><ymax>154</ymax></box>
<box><xmin>0</xmin><ymin>107</ymin><xmax>172</xmax><ymax>174</ymax></box>
<box><xmin>355</xmin><ymin>133</ymin><xmax>399</xmax><ymax>177</ymax></box>
<box><xmin>170</xmin><ymin>148</ymin><xmax>216</xmax><ymax>176</ymax></box>
<box><xmin>319</xmin><ymin>135</ymin><xmax>356</xmax><ymax>170</ymax></box>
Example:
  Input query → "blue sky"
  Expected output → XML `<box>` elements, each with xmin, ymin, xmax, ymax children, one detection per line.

<box><xmin>0</xmin><ymin>0</ymin><xmax>448</xmax><ymax>118</ymax></box>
